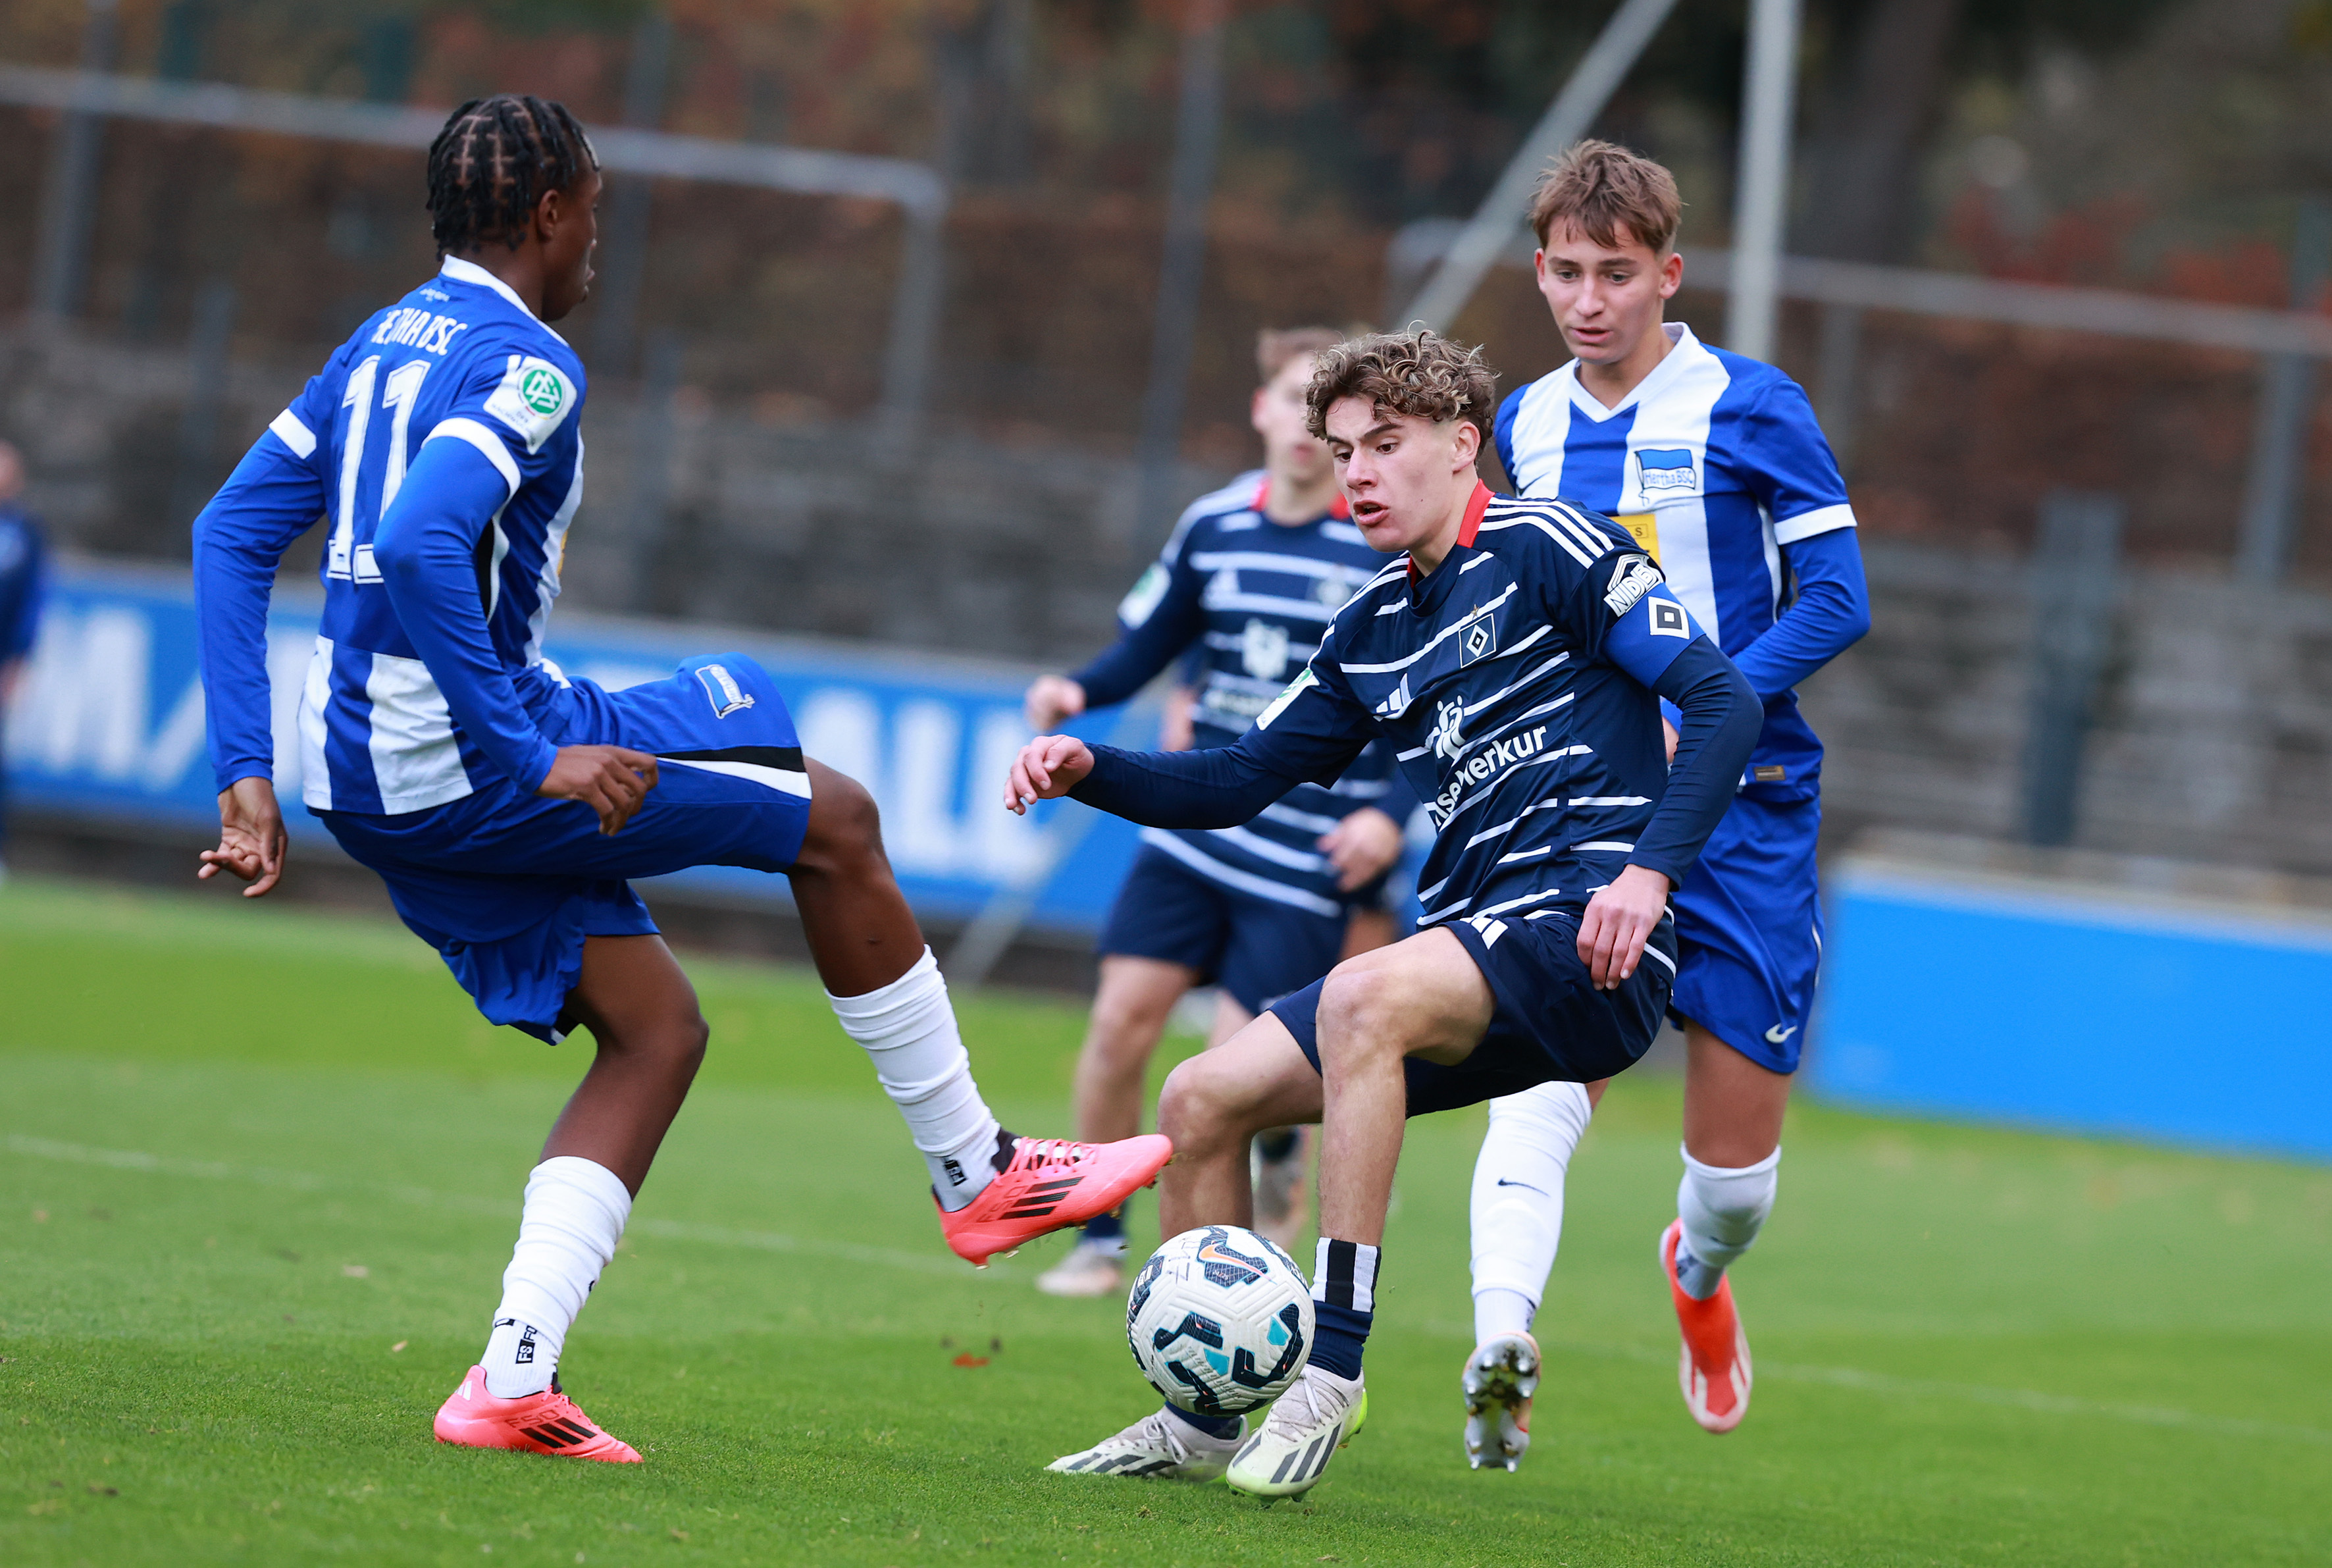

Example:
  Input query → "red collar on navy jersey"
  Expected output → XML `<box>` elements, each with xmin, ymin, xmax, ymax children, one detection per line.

<box><xmin>1407</xmin><ymin>481</ymin><xmax>1494</xmax><ymax>584</ymax></box>
<box><xmin>1252</xmin><ymin>476</ymin><xmax>1352</xmax><ymax>520</ymax></box>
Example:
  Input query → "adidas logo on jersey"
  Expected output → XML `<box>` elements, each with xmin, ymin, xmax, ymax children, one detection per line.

<box><xmin>1432</xmin><ymin>725</ymin><xmax>1550</xmax><ymax>818</ymax></box>
<box><xmin>1374</xmin><ymin>674</ymin><xmax>1412</xmax><ymax>719</ymax></box>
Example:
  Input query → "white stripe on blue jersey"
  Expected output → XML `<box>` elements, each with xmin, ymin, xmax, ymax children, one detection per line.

<box><xmin>1493</xmin><ymin>321</ymin><xmax>1853</xmax><ymax>794</ymax></box>
<box><xmin>1247</xmin><ymin>487</ymin><xmax>1702</xmax><ymax>928</ymax></box>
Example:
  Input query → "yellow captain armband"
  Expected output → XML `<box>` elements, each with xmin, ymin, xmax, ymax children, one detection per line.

<box><xmin>1614</xmin><ymin>513</ymin><xmax>1663</xmax><ymax>563</ymax></box>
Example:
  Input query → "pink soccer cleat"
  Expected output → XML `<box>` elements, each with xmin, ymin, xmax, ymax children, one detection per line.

<box><xmin>433</xmin><ymin>1366</ymin><xmax>642</xmax><ymax>1462</ymax></box>
<box><xmin>939</xmin><ymin>1134</ymin><xmax>1172</xmax><ymax>1267</ymax></box>
<box><xmin>1661</xmin><ymin>1220</ymin><xmax>1752</xmax><ymax>1433</ymax></box>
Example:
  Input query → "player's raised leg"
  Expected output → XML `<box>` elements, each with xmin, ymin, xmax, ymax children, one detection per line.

<box><xmin>789</xmin><ymin>759</ymin><xmax>1171</xmax><ymax>1266</ymax></box>
<box><xmin>1461</xmin><ymin>1077</ymin><xmax>1603</xmax><ymax>1471</ymax></box>
<box><xmin>1165</xmin><ymin>929</ymin><xmax>1494</xmax><ymax>1498</ymax></box>
<box><xmin>1047</xmin><ymin>1003</ymin><xmax>1328</xmax><ymax>1482</ymax></box>
<box><xmin>436</xmin><ymin>933</ymin><xmax>708</xmax><ymax>1461</ymax></box>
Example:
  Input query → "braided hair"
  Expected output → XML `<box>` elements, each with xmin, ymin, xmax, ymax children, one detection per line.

<box><xmin>425</xmin><ymin>94</ymin><xmax>598</xmax><ymax>256</ymax></box>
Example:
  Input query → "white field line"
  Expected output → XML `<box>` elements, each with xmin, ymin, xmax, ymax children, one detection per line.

<box><xmin>1421</xmin><ymin>1324</ymin><xmax>2332</xmax><ymax>1450</ymax></box>
<box><xmin>2</xmin><ymin>1133</ymin><xmax>993</xmax><ymax>1278</ymax></box>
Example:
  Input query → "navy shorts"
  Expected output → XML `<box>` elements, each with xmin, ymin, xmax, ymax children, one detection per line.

<box><xmin>320</xmin><ymin>654</ymin><xmax>814</xmax><ymax>1043</ymax></box>
<box><xmin>1097</xmin><ymin>843</ymin><xmax>1349</xmax><ymax>1016</ymax></box>
<box><xmin>1267</xmin><ymin>906</ymin><xmax>1674</xmax><ymax>1117</ymax></box>
<box><xmin>1669</xmin><ymin>793</ymin><xmax>1824</xmax><ymax>1074</ymax></box>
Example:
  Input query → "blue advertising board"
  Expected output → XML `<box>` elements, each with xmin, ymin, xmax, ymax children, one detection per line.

<box><xmin>3</xmin><ymin>562</ymin><xmax>1147</xmax><ymax>931</ymax></box>
<box><xmin>1813</xmin><ymin>860</ymin><xmax>2332</xmax><ymax>1161</ymax></box>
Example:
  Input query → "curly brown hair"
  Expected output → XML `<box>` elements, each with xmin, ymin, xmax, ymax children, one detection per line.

<box><xmin>1304</xmin><ymin>329</ymin><xmax>1499</xmax><ymax>447</ymax></box>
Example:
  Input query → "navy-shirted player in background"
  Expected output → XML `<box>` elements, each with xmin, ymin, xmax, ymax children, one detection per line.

<box><xmin>190</xmin><ymin>95</ymin><xmax>1168</xmax><ymax>1465</ymax></box>
<box><xmin>0</xmin><ymin>441</ymin><xmax>49</xmax><ymax>879</ymax></box>
<box><xmin>1459</xmin><ymin>141</ymin><xmax>1873</xmax><ymax>1468</ymax></box>
<box><xmin>1012</xmin><ymin>330</ymin><xmax>1761</xmax><ymax>1500</ymax></box>
<box><xmin>1022</xmin><ymin>328</ymin><xmax>1413</xmax><ymax>1297</ymax></box>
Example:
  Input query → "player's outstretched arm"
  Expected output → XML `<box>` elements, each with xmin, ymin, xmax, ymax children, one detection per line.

<box><xmin>1007</xmin><ymin>713</ymin><xmax>1362</xmax><ymax>832</ymax></box>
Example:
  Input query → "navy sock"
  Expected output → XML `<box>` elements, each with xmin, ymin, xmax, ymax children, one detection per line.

<box><xmin>1310</xmin><ymin>1237</ymin><xmax>1380</xmax><ymax>1380</ymax></box>
<box><xmin>1083</xmin><ymin>1206</ymin><xmax>1126</xmax><ymax>1245</ymax></box>
<box><xmin>1164</xmin><ymin>1403</ymin><xmax>1242</xmax><ymax>1441</ymax></box>
<box><xmin>1310</xmin><ymin>1300</ymin><xmax>1371</xmax><ymax>1380</ymax></box>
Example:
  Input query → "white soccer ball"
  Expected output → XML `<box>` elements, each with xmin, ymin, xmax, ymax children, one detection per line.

<box><xmin>1126</xmin><ymin>1224</ymin><xmax>1314</xmax><ymax>1416</ymax></box>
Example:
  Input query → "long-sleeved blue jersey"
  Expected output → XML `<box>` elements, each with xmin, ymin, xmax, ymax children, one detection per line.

<box><xmin>1069</xmin><ymin>471</ymin><xmax>1412</xmax><ymax>917</ymax></box>
<box><xmin>1494</xmin><ymin>322</ymin><xmax>1869</xmax><ymax>800</ymax></box>
<box><xmin>194</xmin><ymin>257</ymin><xmax>587</xmax><ymax>814</ymax></box>
<box><xmin>1070</xmin><ymin>485</ymin><xmax>1761</xmax><ymax>931</ymax></box>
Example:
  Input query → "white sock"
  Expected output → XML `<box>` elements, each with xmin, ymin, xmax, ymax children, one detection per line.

<box><xmin>480</xmin><ymin>1157</ymin><xmax>632</xmax><ymax>1399</ymax></box>
<box><xmin>1674</xmin><ymin>1143</ymin><xmax>1780</xmax><ymax>1300</ymax></box>
<box><xmin>1474</xmin><ymin>1288</ymin><xmax>1536</xmax><ymax>1341</ymax></box>
<box><xmin>827</xmin><ymin>948</ymin><xmax>1005</xmax><ymax>1212</ymax></box>
<box><xmin>1469</xmin><ymin>1080</ymin><xmax>1593</xmax><ymax>1344</ymax></box>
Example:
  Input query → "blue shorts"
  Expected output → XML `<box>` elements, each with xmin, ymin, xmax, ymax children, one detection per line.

<box><xmin>1266</xmin><ymin>907</ymin><xmax>1674</xmax><ymax>1117</ymax></box>
<box><xmin>319</xmin><ymin>654</ymin><xmax>814</xmax><ymax>1043</ymax></box>
<box><xmin>1097</xmin><ymin>844</ymin><xmax>1348</xmax><ymax>1016</ymax></box>
<box><xmin>1669</xmin><ymin>793</ymin><xmax>1825</xmax><ymax>1074</ymax></box>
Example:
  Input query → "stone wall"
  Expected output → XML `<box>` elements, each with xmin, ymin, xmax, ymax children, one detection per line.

<box><xmin>7</xmin><ymin>324</ymin><xmax>2330</xmax><ymax>878</ymax></box>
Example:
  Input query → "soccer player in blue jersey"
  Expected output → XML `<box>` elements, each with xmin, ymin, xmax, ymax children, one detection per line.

<box><xmin>1459</xmin><ymin>141</ymin><xmax>1873</xmax><ymax>1465</ymax></box>
<box><xmin>1012</xmin><ymin>330</ymin><xmax>1761</xmax><ymax>1498</ymax></box>
<box><xmin>1023</xmin><ymin>327</ymin><xmax>1412</xmax><ymax>1295</ymax></box>
<box><xmin>189</xmin><ymin>95</ymin><xmax>1169</xmax><ymax>1465</ymax></box>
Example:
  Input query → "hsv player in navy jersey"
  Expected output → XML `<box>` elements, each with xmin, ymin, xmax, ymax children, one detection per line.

<box><xmin>1023</xmin><ymin>328</ymin><xmax>1412</xmax><ymax>1295</ymax></box>
<box><xmin>1011</xmin><ymin>330</ymin><xmax>1759</xmax><ymax>1500</ymax></box>
<box><xmin>1459</xmin><ymin>143</ymin><xmax>1873</xmax><ymax>1467</ymax></box>
<box><xmin>189</xmin><ymin>95</ymin><xmax>1168</xmax><ymax>1464</ymax></box>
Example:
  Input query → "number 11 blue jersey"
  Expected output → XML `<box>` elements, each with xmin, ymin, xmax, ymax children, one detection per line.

<box><xmin>205</xmin><ymin>256</ymin><xmax>588</xmax><ymax>815</ymax></box>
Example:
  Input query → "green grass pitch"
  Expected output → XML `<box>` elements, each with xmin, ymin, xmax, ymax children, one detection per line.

<box><xmin>1</xmin><ymin>875</ymin><xmax>2327</xmax><ymax>1566</ymax></box>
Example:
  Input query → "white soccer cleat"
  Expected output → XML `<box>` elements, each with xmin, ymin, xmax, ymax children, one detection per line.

<box><xmin>1035</xmin><ymin>1239</ymin><xmax>1129</xmax><ymax>1299</ymax></box>
<box><xmin>1462</xmin><ymin>1331</ymin><xmax>1540</xmax><ymax>1471</ymax></box>
<box><xmin>1225</xmin><ymin>1364</ymin><xmax>1364</xmax><ymax>1500</ymax></box>
<box><xmin>1045</xmin><ymin>1407</ymin><xmax>1244</xmax><ymax>1480</ymax></box>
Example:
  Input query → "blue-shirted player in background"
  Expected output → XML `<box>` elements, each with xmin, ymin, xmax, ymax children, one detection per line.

<box><xmin>1023</xmin><ymin>327</ymin><xmax>1413</xmax><ymax>1296</ymax></box>
<box><xmin>0</xmin><ymin>441</ymin><xmax>49</xmax><ymax>879</ymax></box>
<box><xmin>190</xmin><ymin>94</ymin><xmax>1169</xmax><ymax>1465</ymax></box>
<box><xmin>1014</xmin><ymin>330</ymin><xmax>1760</xmax><ymax>1500</ymax></box>
<box><xmin>1459</xmin><ymin>141</ymin><xmax>1873</xmax><ymax>1467</ymax></box>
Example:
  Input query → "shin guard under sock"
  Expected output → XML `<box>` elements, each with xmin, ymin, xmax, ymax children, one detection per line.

<box><xmin>480</xmin><ymin>1157</ymin><xmax>632</xmax><ymax>1399</ymax></box>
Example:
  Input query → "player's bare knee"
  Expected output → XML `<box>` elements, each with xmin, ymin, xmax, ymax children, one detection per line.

<box><xmin>798</xmin><ymin>762</ymin><xmax>887</xmax><ymax>874</ymax></box>
<box><xmin>1314</xmin><ymin>962</ymin><xmax>1410</xmax><ymax>1063</ymax></box>
<box><xmin>1157</xmin><ymin>1058</ymin><xmax>1253</xmax><ymax>1155</ymax></box>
